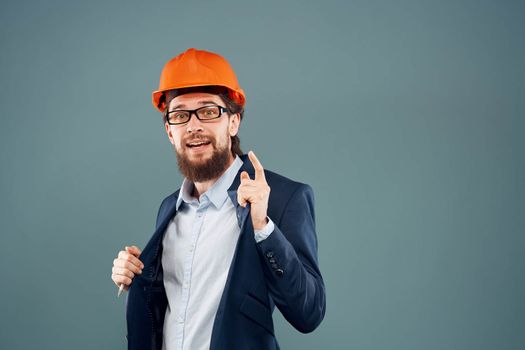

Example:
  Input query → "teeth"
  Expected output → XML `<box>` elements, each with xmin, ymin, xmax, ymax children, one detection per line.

<box><xmin>188</xmin><ymin>141</ymin><xmax>209</xmax><ymax>146</ymax></box>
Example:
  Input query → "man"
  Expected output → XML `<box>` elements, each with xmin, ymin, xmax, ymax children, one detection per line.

<box><xmin>111</xmin><ymin>48</ymin><xmax>326</xmax><ymax>350</ymax></box>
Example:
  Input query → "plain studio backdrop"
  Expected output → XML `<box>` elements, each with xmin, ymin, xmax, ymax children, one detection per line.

<box><xmin>1</xmin><ymin>0</ymin><xmax>524</xmax><ymax>349</ymax></box>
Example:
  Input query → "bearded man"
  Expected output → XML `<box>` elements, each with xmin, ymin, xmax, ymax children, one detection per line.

<box><xmin>110</xmin><ymin>48</ymin><xmax>326</xmax><ymax>350</ymax></box>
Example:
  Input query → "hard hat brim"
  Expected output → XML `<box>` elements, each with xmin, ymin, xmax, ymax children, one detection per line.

<box><xmin>152</xmin><ymin>84</ymin><xmax>245</xmax><ymax>113</ymax></box>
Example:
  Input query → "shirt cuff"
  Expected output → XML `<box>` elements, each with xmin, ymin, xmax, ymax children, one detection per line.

<box><xmin>254</xmin><ymin>217</ymin><xmax>274</xmax><ymax>243</ymax></box>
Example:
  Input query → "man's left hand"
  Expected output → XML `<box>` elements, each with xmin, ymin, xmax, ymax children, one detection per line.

<box><xmin>237</xmin><ymin>151</ymin><xmax>271</xmax><ymax>230</ymax></box>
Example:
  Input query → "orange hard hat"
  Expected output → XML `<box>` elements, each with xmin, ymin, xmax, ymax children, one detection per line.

<box><xmin>152</xmin><ymin>48</ymin><xmax>246</xmax><ymax>112</ymax></box>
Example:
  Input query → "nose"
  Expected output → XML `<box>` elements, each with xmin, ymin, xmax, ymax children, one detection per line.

<box><xmin>185</xmin><ymin>112</ymin><xmax>204</xmax><ymax>133</ymax></box>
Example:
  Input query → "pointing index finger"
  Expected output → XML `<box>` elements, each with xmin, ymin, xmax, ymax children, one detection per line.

<box><xmin>248</xmin><ymin>151</ymin><xmax>266</xmax><ymax>181</ymax></box>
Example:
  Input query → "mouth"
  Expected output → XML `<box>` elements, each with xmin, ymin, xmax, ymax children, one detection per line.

<box><xmin>185</xmin><ymin>140</ymin><xmax>212</xmax><ymax>152</ymax></box>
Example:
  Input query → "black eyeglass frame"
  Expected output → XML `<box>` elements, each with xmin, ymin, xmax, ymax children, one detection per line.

<box><xmin>165</xmin><ymin>105</ymin><xmax>230</xmax><ymax>125</ymax></box>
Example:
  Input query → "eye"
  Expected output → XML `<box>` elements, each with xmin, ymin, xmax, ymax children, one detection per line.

<box><xmin>199</xmin><ymin>106</ymin><xmax>220</xmax><ymax>118</ymax></box>
<box><xmin>168</xmin><ymin>111</ymin><xmax>189</xmax><ymax>124</ymax></box>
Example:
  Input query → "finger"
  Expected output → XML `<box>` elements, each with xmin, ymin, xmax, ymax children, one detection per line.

<box><xmin>238</xmin><ymin>190</ymin><xmax>265</xmax><ymax>204</ymax></box>
<box><xmin>243</xmin><ymin>187</ymin><xmax>266</xmax><ymax>196</ymax></box>
<box><xmin>112</xmin><ymin>266</ymin><xmax>137</xmax><ymax>279</ymax></box>
<box><xmin>237</xmin><ymin>191</ymin><xmax>246</xmax><ymax>206</ymax></box>
<box><xmin>238</xmin><ymin>181</ymin><xmax>270</xmax><ymax>195</ymax></box>
<box><xmin>237</xmin><ymin>192</ymin><xmax>248</xmax><ymax>207</ymax></box>
<box><xmin>117</xmin><ymin>252</ymin><xmax>144</xmax><ymax>272</ymax></box>
<box><xmin>240</xmin><ymin>171</ymin><xmax>251</xmax><ymax>182</ymax></box>
<box><xmin>127</xmin><ymin>245</ymin><xmax>142</xmax><ymax>257</ymax></box>
<box><xmin>237</xmin><ymin>180</ymin><xmax>258</xmax><ymax>189</ymax></box>
<box><xmin>114</xmin><ymin>258</ymin><xmax>143</xmax><ymax>275</ymax></box>
<box><xmin>248</xmin><ymin>151</ymin><xmax>266</xmax><ymax>181</ymax></box>
<box><xmin>118</xmin><ymin>250</ymin><xmax>145</xmax><ymax>270</ymax></box>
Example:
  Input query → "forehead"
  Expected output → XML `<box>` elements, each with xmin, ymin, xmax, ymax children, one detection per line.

<box><xmin>168</xmin><ymin>92</ymin><xmax>224</xmax><ymax>110</ymax></box>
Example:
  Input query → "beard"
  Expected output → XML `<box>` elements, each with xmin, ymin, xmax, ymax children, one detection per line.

<box><xmin>175</xmin><ymin>133</ymin><xmax>232</xmax><ymax>182</ymax></box>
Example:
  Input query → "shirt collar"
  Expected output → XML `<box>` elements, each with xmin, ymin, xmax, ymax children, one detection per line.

<box><xmin>176</xmin><ymin>155</ymin><xmax>243</xmax><ymax>210</ymax></box>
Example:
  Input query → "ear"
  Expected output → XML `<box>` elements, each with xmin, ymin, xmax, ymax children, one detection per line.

<box><xmin>228</xmin><ymin>113</ymin><xmax>240</xmax><ymax>137</ymax></box>
<box><xmin>164</xmin><ymin>122</ymin><xmax>175</xmax><ymax>145</ymax></box>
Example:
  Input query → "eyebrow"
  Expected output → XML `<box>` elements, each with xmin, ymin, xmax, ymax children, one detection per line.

<box><xmin>171</xmin><ymin>100</ymin><xmax>219</xmax><ymax>110</ymax></box>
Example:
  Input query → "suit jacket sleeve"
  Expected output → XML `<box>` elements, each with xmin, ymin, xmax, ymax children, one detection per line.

<box><xmin>256</xmin><ymin>183</ymin><xmax>326</xmax><ymax>333</ymax></box>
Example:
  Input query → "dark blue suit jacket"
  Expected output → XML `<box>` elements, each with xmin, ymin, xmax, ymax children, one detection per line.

<box><xmin>126</xmin><ymin>154</ymin><xmax>326</xmax><ymax>349</ymax></box>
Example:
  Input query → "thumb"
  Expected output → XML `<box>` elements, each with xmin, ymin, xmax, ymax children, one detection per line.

<box><xmin>240</xmin><ymin>171</ymin><xmax>250</xmax><ymax>182</ymax></box>
<box><xmin>126</xmin><ymin>245</ymin><xmax>142</xmax><ymax>257</ymax></box>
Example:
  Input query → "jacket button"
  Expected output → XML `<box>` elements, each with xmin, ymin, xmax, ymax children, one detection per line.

<box><xmin>269</xmin><ymin>257</ymin><xmax>276</xmax><ymax>263</ymax></box>
<box><xmin>271</xmin><ymin>263</ymin><xmax>278</xmax><ymax>269</ymax></box>
<box><xmin>266</xmin><ymin>251</ymin><xmax>274</xmax><ymax>258</ymax></box>
<box><xmin>276</xmin><ymin>269</ymin><xmax>284</xmax><ymax>277</ymax></box>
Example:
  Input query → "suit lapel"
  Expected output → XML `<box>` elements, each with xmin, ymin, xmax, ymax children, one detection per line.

<box><xmin>227</xmin><ymin>154</ymin><xmax>256</xmax><ymax>236</ymax></box>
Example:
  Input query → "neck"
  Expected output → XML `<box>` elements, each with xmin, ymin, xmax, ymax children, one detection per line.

<box><xmin>191</xmin><ymin>154</ymin><xmax>236</xmax><ymax>198</ymax></box>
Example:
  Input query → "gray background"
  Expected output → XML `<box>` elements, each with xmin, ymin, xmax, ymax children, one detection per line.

<box><xmin>1</xmin><ymin>0</ymin><xmax>524</xmax><ymax>349</ymax></box>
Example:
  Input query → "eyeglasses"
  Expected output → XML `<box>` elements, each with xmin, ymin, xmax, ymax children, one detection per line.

<box><xmin>165</xmin><ymin>105</ymin><xmax>230</xmax><ymax>125</ymax></box>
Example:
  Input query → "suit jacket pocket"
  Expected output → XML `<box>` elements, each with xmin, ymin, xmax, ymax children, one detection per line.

<box><xmin>239</xmin><ymin>293</ymin><xmax>275</xmax><ymax>336</ymax></box>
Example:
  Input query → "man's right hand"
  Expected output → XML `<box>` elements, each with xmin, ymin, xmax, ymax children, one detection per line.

<box><xmin>111</xmin><ymin>245</ymin><xmax>144</xmax><ymax>292</ymax></box>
